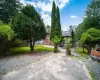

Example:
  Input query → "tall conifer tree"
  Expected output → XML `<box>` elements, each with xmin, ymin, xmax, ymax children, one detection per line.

<box><xmin>50</xmin><ymin>1</ymin><xmax>56</xmax><ymax>40</ymax></box>
<box><xmin>50</xmin><ymin>1</ymin><xmax>62</xmax><ymax>53</ymax></box>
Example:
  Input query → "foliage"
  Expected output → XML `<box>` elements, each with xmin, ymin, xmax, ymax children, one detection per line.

<box><xmin>52</xmin><ymin>36</ymin><xmax>61</xmax><ymax>45</ymax></box>
<box><xmin>66</xmin><ymin>44</ymin><xmax>71</xmax><ymax>55</ymax></box>
<box><xmin>74</xmin><ymin>0</ymin><xmax>100</xmax><ymax>41</ymax></box>
<box><xmin>0</xmin><ymin>0</ymin><xmax>21</xmax><ymax>23</ymax></box>
<box><xmin>74</xmin><ymin>23</ymin><xmax>86</xmax><ymax>41</ymax></box>
<box><xmin>81</xmin><ymin>28</ymin><xmax>100</xmax><ymax>53</ymax></box>
<box><xmin>0</xmin><ymin>21</ymin><xmax>14</xmax><ymax>55</ymax></box>
<box><xmin>50</xmin><ymin>1</ymin><xmax>56</xmax><ymax>40</ymax></box>
<box><xmin>64</xmin><ymin>38</ymin><xmax>71</xmax><ymax>55</ymax></box>
<box><xmin>81</xmin><ymin>28</ymin><xmax>100</xmax><ymax>47</ymax></box>
<box><xmin>84</xmin><ymin>0</ymin><xmax>100</xmax><ymax>29</ymax></box>
<box><xmin>81</xmin><ymin>32</ymin><xmax>91</xmax><ymax>44</ymax></box>
<box><xmin>3</xmin><ymin>45</ymin><xmax>53</xmax><ymax>57</ymax></box>
<box><xmin>74</xmin><ymin>48</ymin><xmax>89</xmax><ymax>58</ymax></box>
<box><xmin>64</xmin><ymin>38</ymin><xmax>72</xmax><ymax>44</ymax></box>
<box><xmin>56</xmin><ymin>7</ymin><xmax>62</xmax><ymax>39</ymax></box>
<box><xmin>50</xmin><ymin>1</ymin><xmax>62</xmax><ymax>53</ymax></box>
<box><xmin>12</xmin><ymin>5</ymin><xmax>46</xmax><ymax>51</ymax></box>
<box><xmin>0</xmin><ymin>21</ymin><xmax>14</xmax><ymax>40</ymax></box>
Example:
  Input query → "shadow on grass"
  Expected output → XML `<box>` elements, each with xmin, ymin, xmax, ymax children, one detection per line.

<box><xmin>0</xmin><ymin>45</ymin><xmax>53</xmax><ymax>58</ymax></box>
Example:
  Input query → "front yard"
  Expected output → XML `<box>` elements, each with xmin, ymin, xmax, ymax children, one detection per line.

<box><xmin>1</xmin><ymin>45</ymin><xmax>53</xmax><ymax>57</ymax></box>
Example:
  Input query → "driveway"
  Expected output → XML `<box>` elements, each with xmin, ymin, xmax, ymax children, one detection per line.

<box><xmin>0</xmin><ymin>52</ymin><xmax>53</xmax><ymax>79</ymax></box>
<box><xmin>1</xmin><ymin>53</ymin><xmax>92</xmax><ymax>80</ymax></box>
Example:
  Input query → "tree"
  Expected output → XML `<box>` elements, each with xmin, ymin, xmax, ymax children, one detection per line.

<box><xmin>50</xmin><ymin>1</ymin><xmax>62</xmax><ymax>53</ymax></box>
<box><xmin>12</xmin><ymin>5</ymin><xmax>46</xmax><ymax>51</ymax></box>
<box><xmin>0</xmin><ymin>21</ymin><xmax>14</xmax><ymax>55</ymax></box>
<box><xmin>75</xmin><ymin>0</ymin><xmax>100</xmax><ymax>41</ymax></box>
<box><xmin>50</xmin><ymin>1</ymin><xmax>56</xmax><ymax>40</ymax></box>
<box><xmin>0</xmin><ymin>0</ymin><xmax>21</xmax><ymax>23</ymax></box>
<box><xmin>56</xmin><ymin>7</ymin><xmax>62</xmax><ymax>40</ymax></box>
<box><xmin>81</xmin><ymin>28</ymin><xmax>100</xmax><ymax>53</ymax></box>
<box><xmin>84</xmin><ymin>0</ymin><xmax>100</xmax><ymax>29</ymax></box>
<box><xmin>69</xmin><ymin>25</ymin><xmax>75</xmax><ymax>47</ymax></box>
<box><xmin>74</xmin><ymin>23</ymin><xmax>87</xmax><ymax>41</ymax></box>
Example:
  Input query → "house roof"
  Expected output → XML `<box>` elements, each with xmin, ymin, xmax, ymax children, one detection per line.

<box><xmin>62</xmin><ymin>29</ymin><xmax>72</xmax><ymax>37</ymax></box>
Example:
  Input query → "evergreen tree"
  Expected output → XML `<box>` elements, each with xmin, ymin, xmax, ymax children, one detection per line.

<box><xmin>12</xmin><ymin>5</ymin><xmax>46</xmax><ymax>51</ymax></box>
<box><xmin>50</xmin><ymin>1</ymin><xmax>56</xmax><ymax>40</ymax></box>
<box><xmin>50</xmin><ymin>1</ymin><xmax>62</xmax><ymax>53</ymax></box>
<box><xmin>56</xmin><ymin>7</ymin><xmax>62</xmax><ymax>39</ymax></box>
<box><xmin>0</xmin><ymin>0</ymin><xmax>21</xmax><ymax>24</ymax></box>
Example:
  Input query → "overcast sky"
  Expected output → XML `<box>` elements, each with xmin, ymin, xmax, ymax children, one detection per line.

<box><xmin>20</xmin><ymin>0</ymin><xmax>91</xmax><ymax>31</ymax></box>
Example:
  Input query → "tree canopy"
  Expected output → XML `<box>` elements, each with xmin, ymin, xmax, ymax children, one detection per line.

<box><xmin>0</xmin><ymin>21</ymin><xmax>14</xmax><ymax>55</ymax></box>
<box><xmin>12</xmin><ymin>5</ymin><xmax>46</xmax><ymax>51</ymax></box>
<box><xmin>75</xmin><ymin>0</ymin><xmax>100</xmax><ymax>41</ymax></box>
<box><xmin>81</xmin><ymin>28</ymin><xmax>100</xmax><ymax>53</ymax></box>
<box><xmin>84</xmin><ymin>0</ymin><xmax>100</xmax><ymax>29</ymax></box>
<box><xmin>0</xmin><ymin>0</ymin><xmax>21</xmax><ymax>23</ymax></box>
<box><xmin>50</xmin><ymin>1</ymin><xmax>62</xmax><ymax>53</ymax></box>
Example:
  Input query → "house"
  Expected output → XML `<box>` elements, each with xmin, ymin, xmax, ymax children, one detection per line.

<box><xmin>43</xmin><ymin>28</ymin><xmax>73</xmax><ymax>45</ymax></box>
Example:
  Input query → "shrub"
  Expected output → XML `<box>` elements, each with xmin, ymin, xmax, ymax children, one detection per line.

<box><xmin>81</xmin><ymin>28</ymin><xmax>100</xmax><ymax>53</ymax></box>
<box><xmin>0</xmin><ymin>21</ymin><xmax>14</xmax><ymax>55</ymax></box>
<box><xmin>66</xmin><ymin>44</ymin><xmax>71</xmax><ymax>55</ymax></box>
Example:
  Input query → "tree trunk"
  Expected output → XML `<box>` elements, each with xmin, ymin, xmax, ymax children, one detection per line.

<box><xmin>30</xmin><ymin>38</ymin><xmax>33</xmax><ymax>51</ymax></box>
<box><xmin>54</xmin><ymin>44</ymin><xmax>58</xmax><ymax>53</ymax></box>
<box><xmin>32</xmin><ymin>39</ymin><xmax>35</xmax><ymax>51</ymax></box>
<box><xmin>84</xmin><ymin>45</ymin><xmax>91</xmax><ymax>54</ymax></box>
<box><xmin>83</xmin><ymin>47</ymin><xmax>85</xmax><ymax>53</ymax></box>
<box><xmin>0</xmin><ymin>46</ymin><xmax>3</xmax><ymax>56</ymax></box>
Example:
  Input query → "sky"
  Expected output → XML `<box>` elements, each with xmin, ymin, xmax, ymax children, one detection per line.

<box><xmin>20</xmin><ymin>0</ymin><xmax>91</xmax><ymax>31</ymax></box>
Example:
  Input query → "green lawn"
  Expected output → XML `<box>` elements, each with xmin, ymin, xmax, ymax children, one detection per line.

<box><xmin>74</xmin><ymin>47</ymin><xmax>90</xmax><ymax>58</ymax></box>
<box><xmin>3</xmin><ymin>45</ymin><xmax>53</xmax><ymax>56</ymax></box>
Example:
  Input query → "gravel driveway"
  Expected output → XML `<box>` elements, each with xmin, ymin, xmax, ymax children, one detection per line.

<box><xmin>0</xmin><ymin>52</ymin><xmax>53</xmax><ymax>79</ymax></box>
<box><xmin>1</xmin><ymin>53</ymin><xmax>92</xmax><ymax>80</ymax></box>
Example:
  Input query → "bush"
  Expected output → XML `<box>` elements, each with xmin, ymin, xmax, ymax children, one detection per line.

<box><xmin>66</xmin><ymin>44</ymin><xmax>71</xmax><ymax>55</ymax></box>
<box><xmin>64</xmin><ymin>38</ymin><xmax>71</xmax><ymax>55</ymax></box>
<box><xmin>81</xmin><ymin>28</ymin><xmax>100</xmax><ymax>48</ymax></box>
<box><xmin>0</xmin><ymin>21</ymin><xmax>14</xmax><ymax>55</ymax></box>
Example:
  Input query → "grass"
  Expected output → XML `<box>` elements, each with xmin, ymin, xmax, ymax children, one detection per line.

<box><xmin>3</xmin><ymin>45</ymin><xmax>53</xmax><ymax>57</ymax></box>
<box><xmin>74</xmin><ymin>47</ymin><xmax>90</xmax><ymax>58</ymax></box>
<box><xmin>1</xmin><ymin>72</ymin><xmax>6</xmax><ymax>75</ymax></box>
<box><xmin>89</xmin><ymin>72</ymin><xmax>95</xmax><ymax>80</ymax></box>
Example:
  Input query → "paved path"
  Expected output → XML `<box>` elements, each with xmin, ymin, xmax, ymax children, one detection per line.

<box><xmin>1</xmin><ymin>53</ymin><xmax>92</xmax><ymax>80</ymax></box>
<box><xmin>71</xmin><ymin>48</ymin><xmax>100</xmax><ymax>80</ymax></box>
<box><xmin>71</xmin><ymin>49</ymin><xmax>81</xmax><ymax>57</ymax></box>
